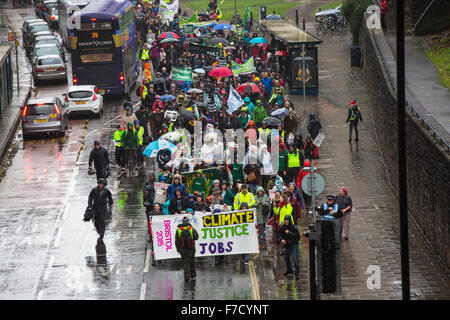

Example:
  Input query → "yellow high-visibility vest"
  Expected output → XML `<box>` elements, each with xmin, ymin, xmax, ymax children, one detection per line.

<box><xmin>287</xmin><ymin>150</ymin><xmax>300</xmax><ymax>168</ymax></box>
<box><xmin>141</xmin><ymin>48</ymin><xmax>150</xmax><ymax>60</ymax></box>
<box><xmin>136</xmin><ymin>126</ymin><xmax>144</xmax><ymax>145</ymax></box>
<box><xmin>114</xmin><ymin>130</ymin><xmax>123</xmax><ymax>147</ymax></box>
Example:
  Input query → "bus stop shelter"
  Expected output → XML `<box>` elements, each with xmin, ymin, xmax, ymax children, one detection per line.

<box><xmin>259</xmin><ymin>19</ymin><xmax>322</xmax><ymax>95</ymax></box>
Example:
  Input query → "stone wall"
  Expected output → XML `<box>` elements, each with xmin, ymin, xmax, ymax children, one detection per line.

<box><xmin>359</xmin><ymin>15</ymin><xmax>450</xmax><ymax>267</ymax></box>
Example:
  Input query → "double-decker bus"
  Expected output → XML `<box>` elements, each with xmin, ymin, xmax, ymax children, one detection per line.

<box><xmin>70</xmin><ymin>0</ymin><xmax>139</xmax><ymax>95</ymax></box>
<box><xmin>58</xmin><ymin>0</ymin><xmax>90</xmax><ymax>49</ymax></box>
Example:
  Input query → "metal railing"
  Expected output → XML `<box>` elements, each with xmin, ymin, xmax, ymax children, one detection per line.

<box><xmin>365</xmin><ymin>13</ymin><xmax>450</xmax><ymax>153</ymax></box>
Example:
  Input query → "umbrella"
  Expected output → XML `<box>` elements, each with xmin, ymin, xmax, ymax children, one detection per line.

<box><xmin>159</xmin><ymin>94</ymin><xmax>176</xmax><ymax>102</ymax></box>
<box><xmin>193</xmin><ymin>68</ymin><xmax>205</xmax><ymax>74</ymax></box>
<box><xmin>256</xmin><ymin>43</ymin><xmax>270</xmax><ymax>48</ymax></box>
<box><xmin>224</xmin><ymin>46</ymin><xmax>236</xmax><ymax>51</ymax></box>
<box><xmin>160</xmin><ymin>38</ymin><xmax>179</xmax><ymax>43</ymax></box>
<box><xmin>179</xmin><ymin>108</ymin><xmax>195</xmax><ymax>121</ymax></box>
<box><xmin>158</xmin><ymin>32</ymin><xmax>180</xmax><ymax>39</ymax></box>
<box><xmin>187</xmin><ymin>88</ymin><xmax>203</xmax><ymax>94</ymax></box>
<box><xmin>249</xmin><ymin>37</ymin><xmax>268</xmax><ymax>44</ymax></box>
<box><xmin>265</xmin><ymin>14</ymin><xmax>282</xmax><ymax>20</ymax></box>
<box><xmin>270</xmin><ymin>107</ymin><xmax>290</xmax><ymax>119</ymax></box>
<box><xmin>236</xmin><ymin>83</ymin><xmax>261</xmax><ymax>94</ymax></box>
<box><xmin>213</xmin><ymin>23</ymin><xmax>232</xmax><ymax>30</ymax></box>
<box><xmin>184</xmin><ymin>37</ymin><xmax>200</xmax><ymax>43</ymax></box>
<box><xmin>198</xmin><ymin>34</ymin><xmax>211</xmax><ymax>39</ymax></box>
<box><xmin>262</xmin><ymin>116</ymin><xmax>281</xmax><ymax>127</ymax></box>
<box><xmin>159</xmin><ymin>132</ymin><xmax>183</xmax><ymax>143</ymax></box>
<box><xmin>143</xmin><ymin>140</ymin><xmax>177</xmax><ymax>158</ymax></box>
<box><xmin>275</xmin><ymin>50</ymin><xmax>289</xmax><ymax>56</ymax></box>
<box><xmin>208</xmin><ymin>67</ymin><xmax>233</xmax><ymax>77</ymax></box>
<box><xmin>208</xmin><ymin>37</ymin><xmax>229</xmax><ymax>45</ymax></box>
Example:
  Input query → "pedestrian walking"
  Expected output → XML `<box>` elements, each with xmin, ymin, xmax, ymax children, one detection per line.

<box><xmin>113</xmin><ymin>125</ymin><xmax>125</xmax><ymax>168</ymax></box>
<box><xmin>87</xmin><ymin>178</ymin><xmax>114</xmax><ymax>239</ymax></box>
<box><xmin>336</xmin><ymin>187</ymin><xmax>353</xmax><ymax>240</ymax></box>
<box><xmin>284</xmin><ymin>143</ymin><xmax>303</xmax><ymax>184</ymax></box>
<box><xmin>307</xmin><ymin>113</ymin><xmax>321</xmax><ymax>140</ymax></box>
<box><xmin>346</xmin><ymin>100</ymin><xmax>363</xmax><ymax>142</ymax></box>
<box><xmin>280</xmin><ymin>216</ymin><xmax>301</xmax><ymax>280</ymax></box>
<box><xmin>88</xmin><ymin>141</ymin><xmax>110</xmax><ymax>183</ymax></box>
<box><xmin>379</xmin><ymin>0</ymin><xmax>388</xmax><ymax>29</ymax></box>
<box><xmin>254</xmin><ymin>186</ymin><xmax>270</xmax><ymax>240</ymax></box>
<box><xmin>175</xmin><ymin>216</ymin><xmax>199</xmax><ymax>281</ymax></box>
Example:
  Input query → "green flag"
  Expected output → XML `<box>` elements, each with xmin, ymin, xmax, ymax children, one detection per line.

<box><xmin>180</xmin><ymin>13</ymin><xmax>198</xmax><ymax>25</ymax></box>
<box><xmin>170</xmin><ymin>66</ymin><xmax>193</xmax><ymax>82</ymax></box>
<box><xmin>242</xmin><ymin>4</ymin><xmax>249</xmax><ymax>25</ymax></box>
<box><xmin>232</xmin><ymin>57</ymin><xmax>254</xmax><ymax>75</ymax></box>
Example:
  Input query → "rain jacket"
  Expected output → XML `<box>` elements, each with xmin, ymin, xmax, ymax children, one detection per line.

<box><xmin>221</xmin><ymin>188</ymin><xmax>235</xmax><ymax>206</ymax></box>
<box><xmin>279</xmin><ymin>217</ymin><xmax>300</xmax><ymax>247</ymax></box>
<box><xmin>244</xmin><ymin>97</ymin><xmax>255</xmax><ymax>114</ymax></box>
<box><xmin>233</xmin><ymin>191</ymin><xmax>256</xmax><ymax>210</ymax></box>
<box><xmin>175</xmin><ymin>223</ymin><xmax>199</xmax><ymax>254</ymax></box>
<box><xmin>252</xmin><ymin>100</ymin><xmax>268</xmax><ymax>124</ymax></box>
<box><xmin>121</xmin><ymin>123</ymin><xmax>139</xmax><ymax>149</ymax></box>
<box><xmin>254</xmin><ymin>187</ymin><xmax>270</xmax><ymax>225</ymax></box>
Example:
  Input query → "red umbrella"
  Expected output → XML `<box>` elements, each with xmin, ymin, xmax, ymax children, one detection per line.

<box><xmin>158</xmin><ymin>32</ymin><xmax>180</xmax><ymax>39</ymax></box>
<box><xmin>275</xmin><ymin>50</ymin><xmax>289</xmax><ymax>57</ymax></box>
<box><xmin>236</xmin><ymin>83</ymin><xmax>261</xmax><ymax>94</ymax></box>
<box><xmin>208</xmin><ymin>67</ymin><xmax>233</xmax><ymax>77</ymax></box>
<box><xmin>256</xmin><ymin>43</ymin><xmax>270</xmax><ymax>48</ymax></box>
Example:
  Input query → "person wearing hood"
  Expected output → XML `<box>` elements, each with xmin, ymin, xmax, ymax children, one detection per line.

<box><xmin>239</xmin><ymin>106</ymin><xmax>251</xmax><ymax>130</ymax></box>
<box><xmin>175</xmin><ymin>216</ymin><xmax>199</xmax><ymax>281</ymax></box>
<box><xmin>294</xmin><ymin>129</ymin><xmax>303</xmax><ymax>151</ymax></box>
<box><xmin>189</xmin><ymin>170</ymin><xmax>208</xmax><ymax>197</ymax></box>
<box><xmin>167</xmin><ymin>174</ymin><xmax>187</xmax><ymax>200</ymax></box>
<box><xmin>243</xmin><ymin>96</ymin><xmax>255</xmax><ymax>114</ymax></box>
<box><xmin>121</xmin><ymin>122</ymin><xmax>139</xmax><ymax>170</ymax></box>
<box><xmin>252</xmin><ymin>99</ymin><xmax>268</xmax><ymax>127</ymax></box>
<box><xmin>307</xmin><ymin>113</ymin><xmax>322</xmax><ymax>140</ymax></box>
<box><xmin>245</xmin><ymin>120</ymin><xmax>258</xmax><ymax>145</ymax></box>
<box><xmin>346</xmin><ymin>100</ymin><xmax>363</xmax><ymax>142</ymax></box>
<box><xmin>284</xmin><ymin>143</ymin><xmax>304</xmax><ymax>184</ymax></box>
<box><xmin>230</xmin><ymin>112</ymin><xmax>242</xmax><ymax>130</ymax></box>
<box><xmin>144</xmin><ymin>173</ymin><xmax>156</xmax><ymax>206</ymax></box>
<box><xmin>278</xmin><ymin>142</ymin><xmax>288</xmax><ymax>180</ymax></box>
<box><xmin>89</xmin><ymin>141</ymin><xmax>110</xmax><ymax>182</ymax></box>
<box><xmin>304</xmin><ymin>134</ymin><xmax>319</xmax><ymax>159</ymax></box>
<box><xmin>192</xmin><ymin>193</ymin><xmax>211</xmax><ymax>213</ymax></box>
<box><xmin>279</xmin><ymin>215</ymin><xmax>301</xmax><ymax>280</ymax></box>
<box><xmin>259</xmin><ymin>144</ymin><xmax>274</xmax><ymax>189</ymax></box>
<box><xmin>122</xmin><ymin>106</ymin><xmax>138</xmax><ymax>128</ymax></box>
<box><xmin>285</xmin><ymin>188</ymin><xmax>303</xmax><ymax>225</ymax></box>
<box><xmin>86</xmin><ymin>178</ymin><xmax>114</xmax><ymax>240</ymax></box>
<box><xmin>255</xmin><ymin>186</ymin><xmax>271</xmax><ymax>240</ymax></box>
<box><xmin>169</xmin><ymin>188</ymin><xmax>191</xmax><ymax>215</ymax></box>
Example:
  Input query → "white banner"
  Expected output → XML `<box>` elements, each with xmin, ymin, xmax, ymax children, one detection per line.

<box><xmin>313</xmin><ymin>132</ymin><xmax>325</xmax><ymax>147</ymax></box>
<box><xmin>151</xmin><ymin>209</ymin><xmax>259</xmax><ymax>260</ymax></box>
<box><xmin>160</xmin><ymin>0</ymin><xmax>179</xmax><ymax>21</ymax></box>
<box><xmin>227</xmin><ymin>85</ymin><xmax>244</xmax><ymax>115</ymax></box>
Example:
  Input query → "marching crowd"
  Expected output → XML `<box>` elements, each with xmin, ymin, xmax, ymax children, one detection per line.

<box><xmin>88</xmin><ymin>0</ymin><xmax>358</xmax><ymax>282</ymax></box>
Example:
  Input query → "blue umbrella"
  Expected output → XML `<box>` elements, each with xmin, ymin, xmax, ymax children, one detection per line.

<box><xmin>143</xmin><ymin>140</ymin><xmax>177</xmax><ymax>158</ymax></box>
<box><xmin>159</xmin><ymin>94</ymin><xmax>176</xmax><ymax>102</ymax></box>
<box><xmin>249</xmin><ymin>37</ymin><xmax>268</xmax><ymax>44</ymax></box>
<box><xmin>213</xmin><ymin>23</ymin><xmax>232</xmax><ymax>30</ymax></box>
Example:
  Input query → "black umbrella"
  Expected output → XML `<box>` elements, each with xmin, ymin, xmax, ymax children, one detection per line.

<box><xmin>209</xmin><ymin>37</ymin><xmax>229</xmax><ymax>45</ymax></box>
<box><xmin>270</xmin><ymin>107</ymin><xmax>290</xmax><ymax>119</ymax></box>
<box><xmin>179</xmin><ymin>109</ymin><xmax>195</xmax><ymax>121</ymax></box>
<box><xmin>184</xmin><ymin>37</ymin><xmax>200</xmax><ymax>43</ymax></box>
<box><xmin>262</xmin><ymin>116</ymin><xmax>281</xmax><ymax>127</ymax></box>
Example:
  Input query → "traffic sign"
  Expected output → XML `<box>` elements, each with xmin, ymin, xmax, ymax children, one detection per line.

<box><xmin>8</xmin><ymin>32</ymin><xmax>15</xmax><ymax>42</ymax></box>
<box><xmin>301</xmin><ymin>173</ymin><xmax>325</xmax><ymax>196</ymax></box>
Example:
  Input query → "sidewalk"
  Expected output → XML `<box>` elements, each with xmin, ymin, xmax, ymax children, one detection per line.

<box><xmin>258</xmin><ymin>0</ymin><xmax>450</xmax><ymax>300</ymax></box>
<box><xmin>0</xmin><ymin>8</ymin><xmax>33</xmax><ymax>166</ymax></box>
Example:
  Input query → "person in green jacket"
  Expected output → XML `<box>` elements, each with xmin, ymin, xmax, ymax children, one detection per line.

<box><xmin>121</xmin><ymin>122</ymin><xmax>139</xmax><ymax>170</ymax></box>
<box><xmin>190</xmin><ymin>170</ymin><xmax>208</xmax><ymax>196</ymax></box>
<box><xmin>278</xmin><ymin>142</ymin><xmax>288</xmax><ymax>181</ymax></box>
<box><xmin>220</xmin><ymin>180</ymin><xmax>235</xmax><ymax>206</ymax></box>
<box><xmin>239</xmin><ymin>106</ymin><xmax>251</xmax><ymax>130</ymax></box>
<box><xmin>252</xmin><ymin>99</ymin><xmax>268</xmax><ymax>127</ymax></box>
<box><xmin>231</xmin><ymin>163</ymin><xmax>243</xmax><ymax>183</ymax></box>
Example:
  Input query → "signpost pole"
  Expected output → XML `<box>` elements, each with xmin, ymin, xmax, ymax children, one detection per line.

<box><xmin>15</xmin><ymin>33</ymin><xmax>19</xmax><ymax>93</ymax></box>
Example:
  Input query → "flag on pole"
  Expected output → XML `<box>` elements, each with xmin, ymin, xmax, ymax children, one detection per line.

<box><xmin>227</xmin><ymin>85</ymin><xmax>244</xmax><ymax>115</ymax></box>
<box><xmin>242</xmin><ymin>4</ymin><xmax>249</xmax><ymax>26</ymax></box>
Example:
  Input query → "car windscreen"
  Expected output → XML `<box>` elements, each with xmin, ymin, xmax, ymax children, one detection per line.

<box><xmin>45</xmin><ymin>2</ymin><xmax>57</xmax><ymax>9</ymax></box>
<box><xmin>35</xmin><ymin>46</ymin><xmax>59</xmax><ymax>57</ymax></box>
<box><xmin>37</xmin><ymin>57</ymin><xmax>62</xmax><ymax>65</ymax></box>
<box><xmin>35</xmin><ymin>39</ymin><xmax>58</xmax><ymax>47</ymax></box>
<box><xmin>26</xmin><ymin>104</ymin><xmax>55</xmax><ymax>115</ymax></box>
<box><xmin>68</xmin><ymin>91</ymin><xmax>93</xmax><ymax>99</ymax></box>
<box><xmin>30</xmin><ymin>24</ymin><xmax>49</xmax><ymax>33</ymax></box>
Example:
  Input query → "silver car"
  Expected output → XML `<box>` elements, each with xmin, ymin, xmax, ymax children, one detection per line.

<box><xmin>22</xmin><ymin>18</ymin><xmax>45</xmax><ymax>42</ymax></box>
<box><xmin>32</xmin><ymin>55</ymin><xmax>67</xmax><ymax>85</ymax></box>
<box><xmin>25</xmin><ymin>22</ymin><xmax>50</xmax><ymax>49</ymax></box>
<box><xmin>33</xmin><ymin>35</ymin><xmax>63</xmax><ymax>54</ymax></box>
<box><xmin>31</xmin><ymin>43</ymin><xmax>64</xmax><ymax>63</ymax></box>
<box><xmin>21</xmin><ymin>97</ymin><xmax>68</xmax><ymax>139</ymax></box>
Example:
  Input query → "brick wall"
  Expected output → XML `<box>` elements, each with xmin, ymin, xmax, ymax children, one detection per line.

<box><xmin>359</xmin><ymin>15</ymin><xmax>450</xmax><ymax>267</ymax></box>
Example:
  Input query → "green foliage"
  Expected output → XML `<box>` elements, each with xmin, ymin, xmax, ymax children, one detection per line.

<box><xmin>342</xmin><ymin>0</ymin><xmax>373</xmax><ymax>45</ymax></box>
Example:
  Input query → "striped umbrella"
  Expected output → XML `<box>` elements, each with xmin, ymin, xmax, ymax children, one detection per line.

<box><xmin>158</xmin><ymin>32</ymin><xmax>180</xmax><ymax>39</ymax></box>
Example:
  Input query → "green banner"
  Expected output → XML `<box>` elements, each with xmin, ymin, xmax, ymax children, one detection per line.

<box><xmin>231</xmin><ymin>57</ymin><xmax>254</xmax><ymax>75</ymax></box>
<box><xmin>170</xmin><ymin>66</ymin><xmax>193</xmax><ymax>82</ymax></box>
<box><xmin>180</xmin><ymin>13</ymin><xmax>198</xmax><ymax>25</ymax></box>
<box><xmin>188</xmin><ymin>42</ymin><xmax>223</xmax><ymax>57</ymax></box>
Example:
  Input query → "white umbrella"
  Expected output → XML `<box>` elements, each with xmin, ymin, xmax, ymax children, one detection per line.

<box><xmin>193</xmin><ymin>68</ymin><xmax>205</xmax><ymax>74</ymax></box>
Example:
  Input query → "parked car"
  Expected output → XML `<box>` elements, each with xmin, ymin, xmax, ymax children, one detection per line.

<box><xmin>27</xmin><ymin>30</ymin><xmax>53</xmax><ymax>53</ymax></box>
<box><xmin>32</xmin><ymin>35</ymin><xmax>63</xmax><ymax>55</ymax></box>
<box><xmin>24</xmin><ymin>23</ymin><xmax>50</xmax><ymax>50</ymax></box>
<box><xmin>22</xmin><ymin>18</ymin><xmax>45</xmax><ymax>42</ymax></box>
<box><xmin>31</xmin><ymin>43</ymin><xmax>65</xmax><ymax>63</ymax></box>
<box><xmin>32</xmin><ymin>55</ymin><xmax>67</xmax><ymax>85</ymax></box>
<box><xmin>46</xmin><ymin>7</ymin><xmax>59</xmax><ymax>28</ymax></box>
<box><xmin>21</xmin><ymin>96</ymin><xmax>68</xmax><ymax>139</ymax></box>
<box><xmin>63</xmin><ymin>85</ymin><xmax>104</xmax><ymax>118</ymax></box>
<box><xmin>41</xmin><ymin>0</ymin><xmax>58</xmax><ymax>20</ymax></box>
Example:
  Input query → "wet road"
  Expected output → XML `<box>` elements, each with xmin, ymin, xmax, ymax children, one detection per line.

<box><xmin>0</xmin><ymin>8</ymin><xmax>262</xmax><ymax>300</ymax></box>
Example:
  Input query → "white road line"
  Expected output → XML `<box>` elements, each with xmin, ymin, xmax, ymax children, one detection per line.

<box><xmin>37</xmin><ymin>290</ymin><xmax>44</xmax><ymax>300</ymax></box>
<box><xmin>133</xmin><ymin>231</ymin><xmax>137</xmax><ymax>239</ymax></box>
<box><xmin>85</xmin><ymin>129</ymin><xmax>98</xmax><ymax>137</ymax></box>
<box><xmin>43</xmin><ymin>256</ymin><xmax>55</xmax><ymax>280</ymax></box>
<box><xmin>15</xmin><ymin>226</ymin><xmax>22</xmax><ymax>234</ymax></box>
<box><xmin>127</xmin><ymin>264</ymin><xmax>133</xmax><ymax>274</ymax></box>
<box><xmin>53</xmin><ymin>227</ymin><xmax>62</xmax><ymax>248</ymax></box>
<box><xmin>143</xmin><ymin>249</ymin><xmax>150</xmax><ymax>273</ymax></box>
<box><xmin>128</xmin><ymin>220</ymin><xmax>132</xmax><ymax>227</ymax></box>
<box><xmin>0</xmin><ymin>227</ymin><xmax>6</xmax><ymax>235</ymax></box>
<box><xmin>140</xmin><ymin>282</ymin><xmax>147</xmax><ymax>300</ymax></box>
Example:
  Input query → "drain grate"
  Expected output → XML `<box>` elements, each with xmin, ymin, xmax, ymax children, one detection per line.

<box><xmin>353</xmin><ymin>205</ymin><xmax>379</xmax><ymax>211</ymax></box>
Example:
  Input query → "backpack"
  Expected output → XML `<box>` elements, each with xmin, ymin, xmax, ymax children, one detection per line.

<box><xmin>179</xmin><ymin>227</ymin><xmax>194</xmax><ymax>249</ymax></box>
<box><xmin>313</xmin><ymin>146</ymin><xmax>319</xmax><ymax>158</ymax></box>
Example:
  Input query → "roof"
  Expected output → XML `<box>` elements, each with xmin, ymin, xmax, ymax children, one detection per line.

<box><xmin>259</xmin><ymin>19</ymin><xmax>322</xmax><ymax>45</ymax></box>
<box><xmin>27</xmin><ymin>97</ymin><xmax>57</xmax><ymax>104</ymax></box>
<box><xmin>68</xmin><ymin>85</ymin><xmax>94</xmax><ymax>91</ymax></box>
<box><xmin>74</xmin><ymin>0</ymin><xmax>132</xmax><ymax>20</ymax></box>
<box><xmin>0</xmin><ymin>46</ymin><xmax>12</xmax><ymax>65</ymax></box>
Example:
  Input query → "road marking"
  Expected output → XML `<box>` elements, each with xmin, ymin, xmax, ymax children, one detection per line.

<box><xmin>128</xmin><ymin>220</ymin><xmax>132</xmax><ymax>227</ymax></box>
<box><xmin>127</xmin><ymin>264</ymin><xmax>133</xmax><ymax>274</ymax></box>
<box><xmin>0</xmin><ymin>227</ymin><xmax>6</xmax><ymax>235</ymax></box>
<box><xmin>43</xmin><ymin>256</ymin><xmax>55</xmax><ymax>280</ymax></box>
<box><xmin>85</xmin><ymin>129</ymin><xmax>98</xmax><ymax>137</ymax></box>
<box><xmin>140</xmin><ymin>282</ymin><xmax>147</xmax><ymax>300</ymax></box>
<box><xmin>15</xmin><ymin>226</ymin><xmax>22</xmax><ymax>234</ymax></box>
<box><xmin>133</xmin><ymin>231</ymin><xmax>137</xmax><ymax>239</ymax></box>
<box><xmin>37</xmin><ymin>290</ymin><xmax>44</xmax><ymax>300</ymax></box>
<box><xmin>248</xmin><ymin>260</ymin><xmax>260</xmax><ymax>300</ymax></box>
<box><xmin>143</xmin><ymin>249</ymin><xmax>151</xmax><ymax>273</ymax></box>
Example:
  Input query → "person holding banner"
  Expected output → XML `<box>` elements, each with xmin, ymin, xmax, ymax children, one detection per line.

<box><xmin>169</xmin><ymin>188</ymin><xmax>191</xmax><ymax>215</ymax></box>
<box><xmin>175</xmin><ymin>216</ymin><xmax>199</xmax><ymax>281</ymax></box>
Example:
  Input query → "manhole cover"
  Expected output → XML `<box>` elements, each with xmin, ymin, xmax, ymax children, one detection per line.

<box><xmin>354</xmin><ymin>205</ymin><xmax>378</xmax><ymax>211</ymax></box>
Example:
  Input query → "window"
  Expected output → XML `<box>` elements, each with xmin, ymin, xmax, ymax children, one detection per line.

<box><xmin>26</xmin><ymin>104</ymin><xmax>55</xmax><ymax>115</ymax></box>
<box><xmin>68</xmin><ymin>91</ymin><xmax>93</xmax><ymax>99</ymax></box>
<box><xmin>38</xmin><ymin>57</ymin><xmax>62</xmax><ymax>65</ymax></box>
<box><xmin>34</xmin><ymin>47</ymin><xmax>60</xmax><ymax>57</ymax></box>
<box><xmin>80</xmin><ymin>53</ymin><xmax>113</xmax><ymax>63</ymax></box>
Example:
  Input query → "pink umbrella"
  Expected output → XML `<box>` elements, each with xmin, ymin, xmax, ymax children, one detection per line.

<box><xmin>208</xmin><ymin>67</ymin><xmax>233</xmax><ymax>77</ymax></box>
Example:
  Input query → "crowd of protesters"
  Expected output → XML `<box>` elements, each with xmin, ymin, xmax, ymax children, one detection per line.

<box><xmin>121</xmin><ymin>0</ymin><xmax>354</xmax><ymax>280</ymax></box>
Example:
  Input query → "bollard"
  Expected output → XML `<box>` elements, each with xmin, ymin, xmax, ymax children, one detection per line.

<box><xmin>308</xmin><ymin>224</ymin><xmax>317</xmax><ymax>300</ymax></box>
<box><xmin>296</xmin><ymin>9</ymin><xmax>299</xmax><ymax>26</ymax></box>
<box><xmin>303</xmin><ymin>18</ymin><xmax>306</xmax><ymax>30</ymax></box>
